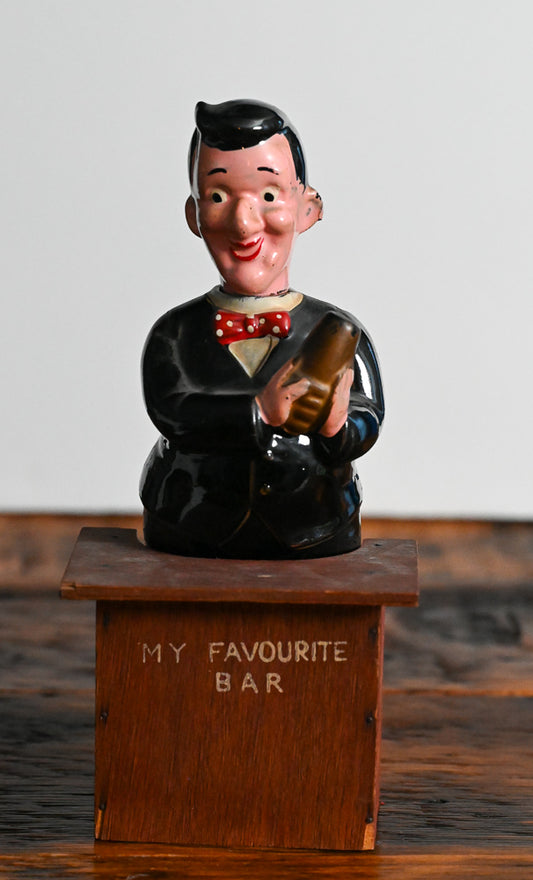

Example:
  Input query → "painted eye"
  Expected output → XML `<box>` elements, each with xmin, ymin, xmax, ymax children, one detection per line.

<box><xmin>261</xmin><ymin>186</ymin><xmax>279</xmax><ymax>203</ymax></box>
<box><xmin>210</xmin><ymin>189</ymin><xmax>228</xmax><ymax>204</ymax></box>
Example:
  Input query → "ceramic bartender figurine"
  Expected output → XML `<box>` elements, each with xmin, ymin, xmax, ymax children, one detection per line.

<box><xmin>140</xmin><ymin>100</ymin><xmax>384</xmax><ymax>559</ymax></box>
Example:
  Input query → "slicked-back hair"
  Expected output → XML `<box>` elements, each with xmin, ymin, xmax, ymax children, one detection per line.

<box><xmin>188</xmin><ymin>99</ymin><xmax>307</xmax><ymax>187</ymax></box>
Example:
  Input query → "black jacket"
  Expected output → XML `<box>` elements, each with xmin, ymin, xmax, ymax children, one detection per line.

<box><xmin>140</xmin><ymin>289</ymin><xmax>384</xmax><ymax>555</ymax></box>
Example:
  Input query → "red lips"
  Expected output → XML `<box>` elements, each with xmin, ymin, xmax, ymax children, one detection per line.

<box><xmin>231</xmin><ymin>237</ymin><xmax>263</xmax><ymax>261</ymax></box>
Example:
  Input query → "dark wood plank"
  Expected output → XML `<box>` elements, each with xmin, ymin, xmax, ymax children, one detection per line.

<box><xmin>1</xmin><ymin>692</ymin><xmax>532</xmax><ymax>857</ymax></box>
<box><xmin>0</xmin><ymin>596</ymin><xmax>94</xmax><ymax>690</ymax></box>
<box><xmin>4</xmin><ymin>583</ymin><xmax>533</xmax><ymax>696</ymax></box>
<box><xmin>380</xmin><ymin>693</ymin><xmax>533</xmax><ymax>848</ymax></box>
<box><xmin>1</xmin><ymin>514</ymin><xmax>531</xmax><ymax>593</ymax></box>
<box><xmin>0</xmin><ymin>689</ymin><xmax>530</xmax><ymax>848</ymax></box>
<box><xmin>2</xmin><ymin>848</ymin><xmax>533</xmax><ymax>878</ymax></box>
<box><xmin>60</xmin><ymin>528</ymin><xmax>418</xmax><ymax>606</ymax></box>
<box><xmin>0</xmin><ymin>692</ymin><xmax>94</xmax><ymax>851</ymax></box>
<box><xmin>2</xmin><ymin>516</ymin><xmax>533</xmax><ymax>878</ymax></box>
<box><xmin>386</xmin><ymin>586</ymin><xmax>533</xmax><ymax>696</ymax></box>
<box><xmin>2</xmin><ymin>586</ymin><xmax>533</xmax><ymax>696</ymax></box>
<box><xmin>363</xmin><ymin>518</ymin><xmax>533</xmax><ymax>590</ymax></box>
<box><xmin>0</xmin><ymin>513</ymin><xmax>140</xmax><ymax>593</ymax></box>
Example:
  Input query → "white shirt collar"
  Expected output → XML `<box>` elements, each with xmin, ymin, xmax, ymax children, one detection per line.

<box><xmin>207</xmin><ymin>286</ymin><xmax>303</xmax><ymax>315</ymax></box>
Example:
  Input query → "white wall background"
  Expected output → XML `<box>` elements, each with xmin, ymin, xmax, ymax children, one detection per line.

<box><xmin>1</xmin><ymin>1</ymin><xmax>531</xmax><ymax>517</ymax></box>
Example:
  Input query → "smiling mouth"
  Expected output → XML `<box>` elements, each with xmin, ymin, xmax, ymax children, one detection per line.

<box><xmin>231</xmin><ymin>238</ymin><xmax>263</xmax><ymax>261</ymax></box>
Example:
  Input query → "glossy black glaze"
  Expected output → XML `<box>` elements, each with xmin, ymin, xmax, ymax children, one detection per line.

<box><xmin>140</xmin><ymin>289</ymin><xmax>384</xmax><ymax>559</ymax></box>
<box><xmin>141</xmin><ymin>98</ymin><xmax>384</xmax><ymax>559</ymax></box>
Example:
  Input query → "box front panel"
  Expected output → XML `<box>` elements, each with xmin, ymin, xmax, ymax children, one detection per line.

<box><xmin>95</xmin><ymin>600</ymin><xmax>382</xmax><ymax>849</ymax></box>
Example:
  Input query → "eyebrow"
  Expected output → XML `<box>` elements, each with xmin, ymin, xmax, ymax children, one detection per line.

<box><xmin>257</xmin><ymin>166</ymin><xmax>279</xmax><ymax>174</ymax></box>
<box><xmin>206</xmin><ymin>167</ymin><xmax>227</xmax><ymax>176</ymax></box>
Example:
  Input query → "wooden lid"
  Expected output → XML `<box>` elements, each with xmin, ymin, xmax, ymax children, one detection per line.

<box><xmin>60</xmin><ymin>527</ymin><xmax>418</xmax><ymax>606</ymax></box>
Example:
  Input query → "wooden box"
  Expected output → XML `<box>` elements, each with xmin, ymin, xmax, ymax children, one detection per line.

<box><xmin>61</xmin><ymin>528</ymin><xmax>418</xmax><ymax>850</ymax></box>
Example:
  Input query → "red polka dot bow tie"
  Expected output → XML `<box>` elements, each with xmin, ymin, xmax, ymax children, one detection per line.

<box><xmin>214</xmin><ymin>309</ymin><xmax>291</xmax><ymax>346</ymax></box>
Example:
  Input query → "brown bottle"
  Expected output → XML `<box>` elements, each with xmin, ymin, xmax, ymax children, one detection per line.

<box><xmin>282</xmin><ymin>312</ymin><xmax>361</xmax><ymax>436</ymax></box>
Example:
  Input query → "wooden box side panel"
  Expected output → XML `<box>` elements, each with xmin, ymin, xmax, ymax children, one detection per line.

<box><xmin>95</xmin><ymin>601</ymin><xmax>383</xmax><ymax>850</ymax></box>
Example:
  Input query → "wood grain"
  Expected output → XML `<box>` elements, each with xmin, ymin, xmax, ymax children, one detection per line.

<box><xmin>61</xmin><ymin>530</ymin><xmax>416</xmax><ymax>848</ymax></box>
<box><xmin>1</xmin><ymin>515</ymin><xmax>533</xmax><ymax>878</ymax></box>
<box><xmin>363</xmin><ymin>518</ymin><xmax>533</xmax><ymax>590</ymax></box>
<box><xmin>95</xmin><ymin>602</ymin><xmax>384</xmax><ymax>849</ymax></box>
<box><xmin>1</xmin><ymin>849</ymin><xmax>533</xmax><ymax>879</ymax></box>
<box><xmin>385</xmin><ymin>586</ymin><xmax>533</xmax><ymax>696</ymax></box>
<box><xmin>3</xmin><ymin>587</ymin><xmax>533</xmax><ymax>697</ymax></box>
<box><xmin>1</xmin><ymin>691</ymin><xmax>532</xmax><ymax>858</ymax></box>
<box><xmin>0</xmin><ymin>513</ymin><xmax>140</xmax><ymax>593</ymax></box>
<box><xmin>1</xmin><ymin>513</ymin><xmax>531</xmax><ymax>592</ymax></box>
<box><xmin>61</xmin><ymin>528</ymin><xmax>419</xmax><ymax>606</ymax></box>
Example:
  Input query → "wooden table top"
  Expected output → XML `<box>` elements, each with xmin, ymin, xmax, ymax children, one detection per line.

<box><xmin>1</xmin><ymin>514</ymin><xmax>533</xmax><ymax>878</ymax></box>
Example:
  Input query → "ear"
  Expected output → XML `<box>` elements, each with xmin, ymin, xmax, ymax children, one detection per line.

<box><xmin>297</xmin><ymin>185</ymin><xmax>323</xmax><ymax>234</ymax></box>
<box><xmin>185</xmin><ymin>195</ymin><xmax>201</xmax><ymax>237</ymax></box>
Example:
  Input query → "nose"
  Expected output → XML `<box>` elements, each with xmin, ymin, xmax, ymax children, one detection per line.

<box><xmin>229</xmin><ymin>196</ymin><xmax>264</xmax><ymax>240</ymax></box>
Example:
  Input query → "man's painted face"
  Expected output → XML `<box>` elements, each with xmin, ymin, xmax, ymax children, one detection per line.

<box><xmin>187</xmin><ymin>134</ymin><xmax>321</xmax><ymax>297</ymax></box>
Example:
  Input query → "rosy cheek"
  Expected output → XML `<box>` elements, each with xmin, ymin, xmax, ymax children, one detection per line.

<box><xmin>263</xmin><ymin>208</ymin><xmax>295</xmax><ymax>234</ymax></box>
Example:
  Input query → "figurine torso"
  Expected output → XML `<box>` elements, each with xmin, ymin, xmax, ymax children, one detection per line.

<box><xmin>140</xmin><ymin>289</ymin><xmax>384</xmax><ymax>558</ymax></box>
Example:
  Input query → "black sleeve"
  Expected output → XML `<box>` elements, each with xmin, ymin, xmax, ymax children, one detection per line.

<box><xmin>142</xmin><ymin>319</ymin><xmax>268</xmax><ymax>452</ymax></box>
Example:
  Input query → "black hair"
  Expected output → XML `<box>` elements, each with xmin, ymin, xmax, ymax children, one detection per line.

<box><xmin>188</xmin><ymin>99</ymin><xmax>307</xmax><ymax>186</ymax></box>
